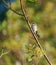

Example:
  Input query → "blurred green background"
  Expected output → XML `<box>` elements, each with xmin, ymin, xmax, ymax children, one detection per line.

<box><xmin>0</xmin><ymin>0</ymin><xmax>56</xmax><ymax>65</ymax></box>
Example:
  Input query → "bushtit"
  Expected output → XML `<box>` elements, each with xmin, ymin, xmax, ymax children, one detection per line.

<box><xmin>31</xmin><ymin>23</ymin><xmax>40</xmax><ymax>37</ymax></box>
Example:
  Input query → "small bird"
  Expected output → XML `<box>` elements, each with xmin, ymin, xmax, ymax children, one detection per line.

<box><xmin>31</xmin><ymin>23</ymin><xmax>40</xmax><ymax>37</ymax></box>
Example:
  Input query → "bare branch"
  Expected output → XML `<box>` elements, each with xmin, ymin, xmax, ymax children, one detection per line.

<box><xmin>2</xmin><ymin>0</ymin><xmax>24</xmax><ymax>16</ymax></box>
<box><xmin>20</xmin><ymin>0</ymin><xmax>52</xmax><ymax>65</ymax></box>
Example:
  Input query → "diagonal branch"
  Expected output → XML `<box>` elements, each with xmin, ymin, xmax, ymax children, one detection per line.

<box><xmin>2</xmin><ymin>0</ymin><xmax>24</xmax><ymax>16</ymax></box>
<box><xmin>20</xmin><ymin>0</ymin><xmax>52</xmax><ymax>65</ymax></box>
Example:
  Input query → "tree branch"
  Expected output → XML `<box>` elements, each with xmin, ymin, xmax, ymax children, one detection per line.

<box><xmin>9</xmin><ymin>0</ymin><xmax>11</xmax><ymax>8</ymax></box>
<box><xmin>0</xmin><ymin>50</ymin><xmax>10</xmax><ymax>58</ymax></box>
<box><xmin>2</xmin><ymin>0</ymin><xmax>52</xmax><ymax>65</ymax></box>
<box><xmin>20</xmin><ymin>0</ymin><xmax>52</xmax><ymax>65</ymax></box>
<box><xmin>2</xmin><ymin>0</ymin><xmax>24</xmax><ymax>16</ymax></box>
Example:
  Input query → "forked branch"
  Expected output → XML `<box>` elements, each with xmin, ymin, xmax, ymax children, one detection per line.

<box><xmin>2</xmin><ymin>0</ymin><xmax>24</xmax><ymax>16</ymax></box>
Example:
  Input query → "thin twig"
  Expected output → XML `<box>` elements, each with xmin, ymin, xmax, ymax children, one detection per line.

<box><xmin>0</xmin><ymin>51</ymin><xmax>10</xmax><ymax>58</ymax></box>
<box><xmin>20</xmin><ymin>0</ymin><xmax>52</xmax><ymax>65</ymax></box>
<box><xmin>2</xmin><ymin>0</ymin><xmax>24</xmax><ymax>16</ymax></box>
